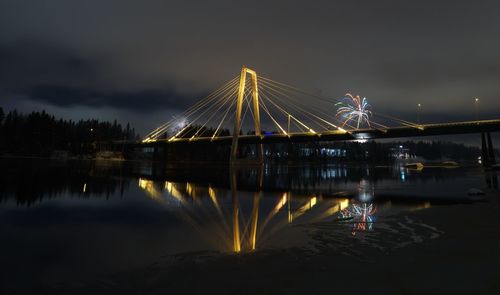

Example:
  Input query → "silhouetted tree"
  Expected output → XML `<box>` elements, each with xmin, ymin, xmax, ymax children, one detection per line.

<box><xmin>0</xmin><ymin>107</ymin><xmax>4</xmax><ymax>124</ymax></box>
<box><xmin>0</xmin><ymin>108</ymin><xmax>137</xmax><ymax>156</ymax></box>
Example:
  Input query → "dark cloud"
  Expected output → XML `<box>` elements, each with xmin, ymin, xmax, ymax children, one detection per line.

<box><xmin>0</xmin><ymin>42</ymin><xmax>201</xmax><ymax>111</ymax></box>
<box><xmin>377</xmin><ymin>60</ymin><xmax>500</xmax><ymax>89</ymax></box>
<box><xmin>20</xmin><ymin>85</ymin><xmax>198</xmax><ymax>111</ymax></box>
<box><xmin>0</xmin><ymin>42</ymin><xmax>101</xmax><ymax>88</ymax></box>
<box><xmin>1</xmin><ymin>0</ymin><xmax>500</xmax><ymax>135</ymax></box>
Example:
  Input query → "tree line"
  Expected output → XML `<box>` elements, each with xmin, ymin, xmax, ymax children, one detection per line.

<box><xmin>0</xmin><ymin>107</ymin><xmax>137</xmax><ymax>156</ymax></box>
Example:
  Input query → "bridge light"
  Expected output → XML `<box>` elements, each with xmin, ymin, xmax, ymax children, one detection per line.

<box><xmin>473</xmin><ymin>97</ymin><xmax>480</xmax><ymax>121</ymax></box>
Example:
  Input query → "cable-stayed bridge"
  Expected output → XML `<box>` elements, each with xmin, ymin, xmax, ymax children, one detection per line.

<box><xmin>141</xmin><ymin>67</ymin><xmax>500</xmax><ymax>163</ymax></box>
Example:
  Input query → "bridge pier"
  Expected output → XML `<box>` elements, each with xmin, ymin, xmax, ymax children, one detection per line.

<box><xmin>481</xmin><ymin>132</ymin><xmax>496</xmax><ymax>167</ymax></box>
<box><xmin>487</xmin><ymin>132</ymin><xmax>496</xmax><ymax>165</ymax></box>
<box><xmin>485</xmin><ymin>171</ymin><xmax>499</xmax><ymax>189</ymax></box>
<box><xmin>256</xmin><ymin>143</ymin><xmax>264</xmax><ymax>164</ymax></box>
<box><xmin>152</xmin><ymin>144</ymin><xmax>166</xmax><ymax>162</ymax></box>
<box><xmin>481</xmin><ymin>133</ymin><xmax>489</xmax><ymax>167</ymax></box>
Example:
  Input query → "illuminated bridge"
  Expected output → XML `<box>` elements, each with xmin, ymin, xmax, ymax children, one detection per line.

<box><xmin>141</xmin><ymin>67</ymin><xmax>500</xmax><ymax>164</ymax></box>
<box><xmin>148</xmin><ymin>119</ymin><xmax>500</xmax><ymax>145</ymax></box>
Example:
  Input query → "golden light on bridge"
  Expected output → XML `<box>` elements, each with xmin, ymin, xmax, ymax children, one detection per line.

<box><xmin>138</xmin><ymin>66</ymin><xmax>498</xmax><ymax>162</ymax></box>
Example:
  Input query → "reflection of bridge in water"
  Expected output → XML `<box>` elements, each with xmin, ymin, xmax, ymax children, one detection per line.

<box><xmin>0</xmin><ymin>159</ymin><xmax>491</xmax><ymax>252</ymax></box>
<box><xmin>137</xmin><ymin>167</ymin><xmax>437</xmax><ymax>253</ymax></box>
<box><xmin>139</xmin><ymin>67</ymin><xmax>500</xmax><ymax>166</ymax></box>
<box><xmin>138</xmin><ymin>176</ymin><xmax>371</xmax><ymax>252</ymax></box>
<box><xmin>4</xmin><ymin>160</ymin><xmax>495</xmax><ymax>205</ymax></box>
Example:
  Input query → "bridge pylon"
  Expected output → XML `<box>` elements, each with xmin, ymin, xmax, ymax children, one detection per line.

<box><xmin>230</xmin><ymin>66</ymin><xmax>263</xmax><ymax>163</ymax></box>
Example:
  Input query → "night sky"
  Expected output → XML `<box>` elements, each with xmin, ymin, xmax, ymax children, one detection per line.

<box><xmin>1</xmin><ymin>0</ymin><xmax>500</xmax><ymax>138</ymax></box>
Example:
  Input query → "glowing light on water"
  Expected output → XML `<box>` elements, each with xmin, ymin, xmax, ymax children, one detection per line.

<box><xmin>336</xmin><ymin>93</ymin><xmax>372</xmax><ymax>129</ymax></box>
<box><xmin>340</xmin><ymin>203</ymin><xmax>377</xmax><ymax>235</ymax></box>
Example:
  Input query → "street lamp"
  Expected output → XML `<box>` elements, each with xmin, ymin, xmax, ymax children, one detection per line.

<box><xmin>417</xmin><ymin>103</ymin><xmax>422</xmax><ymax>124</ymax></box>
<box><xmin>473</xmin><ymin>97</ymin><xmax>479</xmax><ymax>121</ymax></box>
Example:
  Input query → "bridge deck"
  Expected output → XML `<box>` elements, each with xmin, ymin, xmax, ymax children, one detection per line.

<box><xmin>144</xmin><ymin>119</ymin><xmax>500</xmax><ymax>146</ymax></box>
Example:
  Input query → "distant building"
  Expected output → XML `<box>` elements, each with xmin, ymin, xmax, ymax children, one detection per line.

<box><xmin>390</xmin><ymin>145</ymin><xmax>411</xmax><ymax>159</ymax></box>
<box><xmin>299</xmin><ymin>147</ymin><xmax>346</xmax><ymax>158</ymax></box>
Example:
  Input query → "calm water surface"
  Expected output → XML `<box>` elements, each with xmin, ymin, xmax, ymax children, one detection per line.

<box><xmin>0</xmin><ymin>159</ymin><xmax>496</xmax><ymax>288</ymax></box>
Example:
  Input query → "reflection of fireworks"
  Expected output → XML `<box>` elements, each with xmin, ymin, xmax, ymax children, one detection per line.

<box><xmin>340</xmin><ymin>203</ymin><xmax>377</xmax><ymax>235</ymax></box>
<box><xmin>336</xmin><ymin>93</ymin><xmax>372</xmax><ymax>129</ymax></box>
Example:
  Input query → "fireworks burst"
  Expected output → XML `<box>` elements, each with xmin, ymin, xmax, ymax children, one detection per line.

<box><xmin>335</xmin><ymin>93</ymin><xmax>372</xmax><ymax>129</ymax></box>
<box><xmin>168</xmin><ymin>117</ymin><xmax>189</xmax><ymax>134</ymax></box>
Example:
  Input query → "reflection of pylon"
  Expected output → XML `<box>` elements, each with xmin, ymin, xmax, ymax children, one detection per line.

<box><xmin>249</xmin><ymin>192</ymin><xmax>261</xmax><ymax>250</ymax></box>
<box><xmin>230</xmin><ymin>168</ymin><xmax>261</xmax><ymax>252</ymax></box>
<box><xmin>230</xmin><ymin>66</ymin><xmax>263</xmax><ymax>162</ymax></box>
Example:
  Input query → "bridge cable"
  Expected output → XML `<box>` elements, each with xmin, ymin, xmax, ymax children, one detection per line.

<box><xmin>259</xmin><ymin>90</ymin><xmax>318</xmax><ymax>133</ymax></box>
<box><xmin>146</xmin><ymin>77</ymin><xmax>238</xmax><ymax>139</ymax></box>
<box><xmin>260</xmin><ymin>76</ymin><xmax>416</xmax><ymax>130</ymax></box>
<box><xmin>259</xmin><ymin>82</ymin><xmax>341</xmax><ymax>131</ymax></box>
<box><xmin>189</xmin><ymin>86</ymin><xmax>238</xmax><ymax>140</ymax></box>
<box><xmin>260</xmin><ymin>78</ymin><xmax>392</xmax><ymax>131</ymax></box>
<box><xmin>259</xmin><ymin>79</ymin><xmax>351</xmax><ymax>129</ymax></box>
<box><xmin>169</xmin><ymin>82</ymin><xmax>239</xmax><ymax>141</ymax></box>
<box><xmin>209</xmin><ymin>83</ymin><xmax>253</xmax><ymax>139</ymax></box>
<box><xmin>260</xmin><ymin>87</ymin><xmax>337</xmax><ymax>132</ymax></box>
<box><xmin>145</xmin><ymin>76</ymin><xmax>239</xmax><ymax>140</ymax></box>
<box><xmin>258</xmin><ymin>94</ymin><xmax>288</xmax><ymax>135</ymax></box>
<box><xmin>146</xmin><ymin>78</ymin><xmax>238</xmax><ymax>140</ymax></box>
